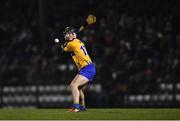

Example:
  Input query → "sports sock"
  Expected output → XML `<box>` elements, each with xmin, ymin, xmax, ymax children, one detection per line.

<box><xmin>73</xmin><ymin>104</ymin><xmax>80</xmax><ymax>109</ymax></box>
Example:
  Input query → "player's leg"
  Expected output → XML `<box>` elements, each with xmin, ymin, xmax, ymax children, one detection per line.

<box><xmin>79</xmin><ymin>85</ymin><xmax>86</xmax><ymax>110</ymax></box>
<box><xmin>70</xmin><ymin>74</ymin><xmax>88</xmax><ymax>104</ymax></box>
<box><xmin>79</xmin><ymin>89</ymin><xmax>86</xmax><ymax>110</ymax></box>
<box><xmin>69</xmin><ymin>74</ymin><xmax>88</xmax><ymax>111</ymax></box>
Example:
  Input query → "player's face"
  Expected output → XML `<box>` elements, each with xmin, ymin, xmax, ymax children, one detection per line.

<box><xmin>65</xmin><ymin>32</ymin><xmax>76</xmax><ymax>41</ymax></box>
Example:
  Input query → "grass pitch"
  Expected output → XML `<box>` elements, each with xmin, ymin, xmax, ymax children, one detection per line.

<box><xmin>0</xmin><ymin>108</ymin><xmax>180</xmax><ymax>120</ymax></box>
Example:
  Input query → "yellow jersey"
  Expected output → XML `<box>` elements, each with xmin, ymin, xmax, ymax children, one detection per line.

<box><xmin>63</xmin><ymin>39</ymin><xmax>92</xmax><ymax>70</ymax></box>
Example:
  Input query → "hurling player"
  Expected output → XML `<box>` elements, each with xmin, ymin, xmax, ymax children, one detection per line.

<box><xmin>61</xmin><ymin>27</ymin><xmax>96</xmax><ymax>112</ymax></box>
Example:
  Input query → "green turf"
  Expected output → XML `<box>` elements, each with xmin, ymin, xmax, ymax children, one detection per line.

<box><xmin>0</xmin><ymin>108</ymin><xmax>180</xmax><ymax>120</ymax></box>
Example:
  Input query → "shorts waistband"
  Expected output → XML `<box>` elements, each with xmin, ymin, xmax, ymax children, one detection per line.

<box><xmin>81</xmin><ymin>63</ymin><xmax>94</xmax><ymax>69</ymax></box>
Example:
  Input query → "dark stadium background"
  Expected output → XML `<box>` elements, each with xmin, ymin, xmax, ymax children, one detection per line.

<box><xmin>0</xmin><ymin>0</ymin><xmax>180</xmax><ymax>108</ymax></box>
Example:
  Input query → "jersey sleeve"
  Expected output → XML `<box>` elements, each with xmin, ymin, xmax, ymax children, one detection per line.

<box><xmin>63</xmin><ymin>42</ymin><xmax>75</xmax><ymax>52</ymax></box>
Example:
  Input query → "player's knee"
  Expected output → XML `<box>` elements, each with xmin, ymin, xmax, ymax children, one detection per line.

<box><xmin>70</xmin><ymin>82</ymin><xmax>77</xmax><ymax>89</ymax></box>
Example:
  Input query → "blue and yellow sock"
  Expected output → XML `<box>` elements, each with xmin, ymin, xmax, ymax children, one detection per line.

<box><xmin>79</xmin><ymin>105</ymin><xmax>86</xmax><ymax>111</ymax></box>
<box><xmin>72</xmin><ymin>104</ymin><xmax>80</xmax><ymax>109</ymax></box>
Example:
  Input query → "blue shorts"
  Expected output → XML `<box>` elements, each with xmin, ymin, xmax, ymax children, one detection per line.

<box><xmin>79</xmin><ymin>63</ymin><xmax>96</xmax><ymax>82</ymax></box>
